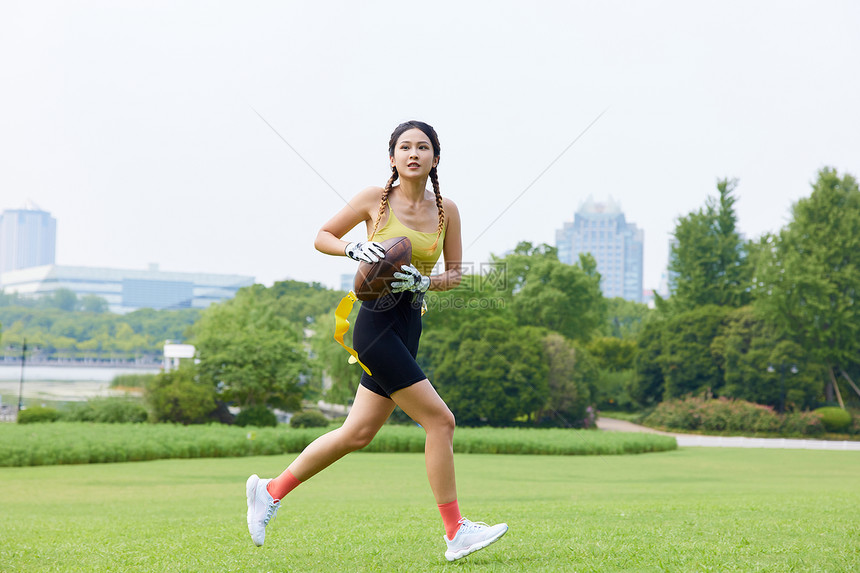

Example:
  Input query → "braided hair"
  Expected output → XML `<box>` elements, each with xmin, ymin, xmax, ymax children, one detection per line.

<box><xmin>369</xmin><ymin>121</ymin><xmax>445</xmax><ymax>252</ymax></box>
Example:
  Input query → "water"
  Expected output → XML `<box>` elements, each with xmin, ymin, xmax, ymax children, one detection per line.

<box><xmin>0</xmin><ymin>365</ymin><xmax>159</xmax><ymax>404</ymax></box>
<box><xmin>0</xmin><ymin>365</ymin><xmax>158</xmax><ymax>382</ymax></box>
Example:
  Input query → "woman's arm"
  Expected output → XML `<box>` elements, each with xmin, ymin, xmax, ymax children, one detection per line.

<box><xmin>314</xmin><ymin>187</ymin><xmax>382</xmax><ymax>257</ymax></box>
<box><xmin>429</xmin><ymin>198</ymin><xmax>462</xmax><ymax>291</ymax></box>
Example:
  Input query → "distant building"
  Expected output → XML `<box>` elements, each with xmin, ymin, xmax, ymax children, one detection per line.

<box><xmin>163</xmin><ymin>342</ymin><xmax>196</xmax><ymax>372</ymax></box>
<box><xmin>0</xmin><ymin>201</ymin><xmax>57</xmax><ymax>273</ymax></box>
<box><xmin>0</xmin><ymin>264</ymin><xmax>254</xmax><ymax>314</ymax></box>
<box><xmin>556</xmin><ymin>197</ymin><xmax>644</xmax><ymax>302</ymax></box>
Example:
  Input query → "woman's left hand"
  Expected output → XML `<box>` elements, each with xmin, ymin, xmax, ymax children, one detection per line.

<box><xmin>391</xmin><ymin>264</ymin><xmax>431</xmax><ymax>293</ymax></box>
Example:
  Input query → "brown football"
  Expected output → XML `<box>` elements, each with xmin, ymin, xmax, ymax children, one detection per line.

<box><xmin>353</xmin><ymin>236</ymin><xmax>413</xmax><ymax>301</ymax></box>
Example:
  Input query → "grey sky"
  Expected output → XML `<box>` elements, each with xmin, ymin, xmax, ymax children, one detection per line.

<box><xmin>2</xmin><ymin>1</ymin><xmax>858</xmax><ymax>293</ymax></box>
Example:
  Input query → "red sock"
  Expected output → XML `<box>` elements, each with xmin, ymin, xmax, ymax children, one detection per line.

<box><xmin>266</xmin><ymin>469</ymin><xmax>301</xmax><ymax>501</ymax></box>
<box><xmin>438</xmin><ymin>500</ymin><xmax>462</xmax><ymax>540</ymax></box>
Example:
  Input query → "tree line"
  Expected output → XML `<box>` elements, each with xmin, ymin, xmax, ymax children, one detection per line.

<box><xmin>3</xmin><ymin>167</ymin><xmax>857</xmax><ymax>425</ymax></box>
<box><xmin>0</xmin><ymin>304</ymin><xmax>201</xmax><ymax>362</ymax></box>
<box><xmin>638</xmin><ymin>168</ymin><xmax>860</xmax><ymax>412</ymax></box>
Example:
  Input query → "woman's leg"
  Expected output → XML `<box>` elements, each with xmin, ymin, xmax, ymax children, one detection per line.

<box><xmin>285</xmin><ymin>385</ymin><xmax>396</xmax><ymax>481</ymax></box>
<box><xmin>390</xmin><ymin>379</ymin><xmax>457</xmax><ymax>504</ymax></box>
<box><xmin>247</xmin><ymin>385</ymin><xmax>395</xmax><ymax>546</ymax></box>
<box><xmin>391</xmin><ymin>380</ymin><xmax>509</xmax><ymax>560</ymax></box>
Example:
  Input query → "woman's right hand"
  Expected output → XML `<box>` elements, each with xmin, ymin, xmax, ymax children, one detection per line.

<box><xmin>345</xmin><ymin>241</ymin><xmax>385</xmax><ymax>263</ymax></box>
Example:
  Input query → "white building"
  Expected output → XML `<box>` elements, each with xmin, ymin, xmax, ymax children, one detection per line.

<box><xmin>0</xmin><ymin>263</ymin><xmax>254</xmax><ymax>314</ymax></box>
<box><xmin>556</xmin><ymin>197</ymin><xmax>644</xmax><ymax>302</ymax></box>
<box><xmin>0</xmin><ymin>201</ymin><xmax>57</xmax><ymax>273</ymax></box>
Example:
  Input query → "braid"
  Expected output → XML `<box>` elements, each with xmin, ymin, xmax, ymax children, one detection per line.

<box><xmin>429</xmin><ymin>166</ymin><xmax>445</xmax><ymax>252</ymax></box>
<box><xmin>369</xmin><ymin>168</ymin><xmax>398</xmax><ymax>240</ymax></box>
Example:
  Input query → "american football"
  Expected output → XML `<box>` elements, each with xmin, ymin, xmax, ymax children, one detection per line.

<box><xmin>354</xmin><ymin>236</ymin><xmax>413</xmax><ymax>301</ymax></box>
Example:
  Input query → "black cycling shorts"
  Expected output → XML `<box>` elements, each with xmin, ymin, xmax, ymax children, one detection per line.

<box><xmin>353</xmin><ymin>291</ymin><xmax>426</xmax><ymax>398</ymax></box>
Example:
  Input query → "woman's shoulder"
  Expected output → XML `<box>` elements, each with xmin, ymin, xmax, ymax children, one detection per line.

<box><xmin>356</xmin><ymin>185</ymin><xmax>384</xmax><ymax>202</ymax></box>
<box><xmin>442</xmin><ymin>196</ymin><xmax>460</xmax><ymax>218</ymax></box>
<box><xmin>349</xmin><ymin>186</ymin><xmax>384</xmax><ymax>211</ymax></box>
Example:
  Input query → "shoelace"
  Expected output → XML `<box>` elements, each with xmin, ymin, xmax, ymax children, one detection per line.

<box><xmin>263</xmin><ymin>500</ymin><xmax>279</xmax><ymax>525</ymax></box>
<box><xmin>458</xmin><ymin>519</ymin><xmax>489</xmax><ymax>535</ymax></box>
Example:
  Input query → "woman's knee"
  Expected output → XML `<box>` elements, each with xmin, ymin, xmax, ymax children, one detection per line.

<box><xmin>444</xmin><ymin>407</ymin><xmax>456</xmax><ymax>432</ymax></box>
<box><xmin>427</xmin><ymin>407</ymin><xmax>456</xmax><ymax>436</ymax></box>
<box><xmin>343</xmin><ymin>425</ymin><xmax>378</xmax><ymax>451</ymax></box>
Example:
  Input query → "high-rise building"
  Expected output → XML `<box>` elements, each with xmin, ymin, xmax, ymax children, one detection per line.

<box><xmin>556</xmin><ymin>197</ymin><xmax>644</xmax><ymax>302</ymax></box>
<box><xmin>0</xmin><ymin>201</ymin><xmax>57</xmax><ymax>273</ymax></box>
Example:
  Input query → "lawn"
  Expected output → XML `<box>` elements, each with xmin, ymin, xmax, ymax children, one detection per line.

<box><xmin>1</xmin><ymin>448</ymin><xmax>858</xmax><ymax>572</ymax></box>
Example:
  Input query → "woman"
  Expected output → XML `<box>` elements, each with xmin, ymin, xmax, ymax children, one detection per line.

<box><xmin>245</xmin><ymin>121</ymin><xmax>508</xmax><ymax>561</ymax></box>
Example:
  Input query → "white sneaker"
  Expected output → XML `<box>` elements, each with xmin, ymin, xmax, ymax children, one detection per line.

<box><xmin>246</xmin><ymin>474</ymin><xmax>279</xmax><ymax>546</ymax></box>
<box><xmin>444</xmin><ymin>517</ymin><xmax>508</xmax><ymax>561</ymax></box>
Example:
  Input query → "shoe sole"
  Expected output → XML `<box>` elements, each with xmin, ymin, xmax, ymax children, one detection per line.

<box><xmin>445</xmin><ymin>525</ymin><xmax>508</xmax><ymax>561</ymax></box>
<box><xmin>246</xmin><ymin>475</ymin><xmax>259</xmax><ymax>515</ymax></box>
<box><xmin>246</xmin><ymin>475</ymin><xmax>264</xmax><ymax>547</ymax></box>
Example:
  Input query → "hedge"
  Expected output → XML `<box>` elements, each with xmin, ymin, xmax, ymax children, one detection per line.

<box><xmin>0</xmin><ymin>422</ymin><xmax>677</xmax><ymax>467</ymax></box>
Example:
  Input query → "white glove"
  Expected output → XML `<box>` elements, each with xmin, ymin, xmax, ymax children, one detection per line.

<box><xmin>392</xmin><ymin>264</ymin><xmax>431</xmax><ymax>293</ymax></box>
<box><xmin>345</xmin><ymin>241</ymin><xmax>385</xmax><ymax>263</ymax></box>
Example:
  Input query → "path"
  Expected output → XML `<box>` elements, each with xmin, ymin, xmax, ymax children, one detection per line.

<box><xmin>597</xmin><ymin>416</ymin><xmax>860</xmax><ymax>451</ymax></box>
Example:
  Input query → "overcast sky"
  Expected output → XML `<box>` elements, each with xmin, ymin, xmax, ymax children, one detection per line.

<box><xmin>2</xmin><ymin>1</ymin><xmax>858</xmax><ymax>293</ymax></box>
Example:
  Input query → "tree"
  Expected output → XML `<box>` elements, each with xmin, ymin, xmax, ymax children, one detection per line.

<box><xmin>583</xmin><ymin>336</ymin><xmax>638</xmax><ymax>411</ymax></box>
<box><xmin>666</xmin><ymin>178</ymin><xmax>751</xmax><ymax>312</ymax></box>
<box><xmin>0</xmin><ymin>304</ymin><xmax>201</xmax><ymax>361</ymax></box>
<box><xmin>145</xmin><ymin>363</ymin><xmax>217</xmax><ymax>424</ymax></box>
<box><xmin>79</xmin><ymin>295</ymin><xmax>109</xmax><ymax>313</ymax></box>
<box><xmin>660</xmin><ymin>305</ymin><xmax>731</xmax><ymax>399</ymax></box>
<box><xmin>535</xmin><ymin>333</ymin><xmax>594</xmax><ymax>427</ymax></box>
<box><xmin>602</xmin><ymin>297</ymin><xmax>652</xmax><ymax>339</ymax></box>
<box><xmin>433</xmin><ymin>316</ymin><xmax>548</xmax><ymax>425</ymax></box>
<box><xmin>754</xmin><ymin>168</ymin><xmax>860</xmax><ymax>406</ymax></box>
<box><xmin>586</xmin><ymin>337</ymin><xmax>637</xmax><ymax>371</ymax></box>
<box><xmin>266</xmin><ymin>280</ymin><xmax>345</xmax><ymax>325</ymax></box>
<box><xmin>710</xmin><ymin>306</ymin><xmax>821</xmax><ymax>410</ymax></box>
<box><xmin>492</xmin><ymin>241</ymin><xmax>560</xmax><ymax>297</ymax></box>
<box><xmin>422</xmin><ymin>271</ymin><xmax>510</xmax><ymax>333</ymax></box>
<box><xmin>632</xmin><ymin>318</ymin><xmax>667</xmax><ymax>406</ymax></box>
<box><xmin>49</xmin><ymin>289</ymin><xmax>78</xmax><ymax>312</ymax></box>
<box><xmin>193</xmin><ymin>285</ymin><xmax>309</xmax><ymax>410</ymax></box>
<box><xmin>0</xmin><ymin>290</ymin><xmax>26</xmax><ymax>307</ymax></box>
<box><xmin>309</xmin><ymin>307</ymin><xmax>362</xmax><ymax>405</ymax></box>
<box><xmin>496</xmin><ymin>243</ymin><xmax>606</xmax><ymax>342</ymax></box>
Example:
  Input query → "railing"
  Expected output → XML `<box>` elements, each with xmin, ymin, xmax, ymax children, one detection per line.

<box><xmin>0</xmin><ymin>357</ymin><xmax>161</xmax><ymax>368</ymax></box>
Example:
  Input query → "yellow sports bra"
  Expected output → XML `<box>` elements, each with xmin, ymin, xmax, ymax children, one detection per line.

<box><xmin>371</xmin><ymin>200</ymin><xmax>446</xmax><ymax>276</ymax></box>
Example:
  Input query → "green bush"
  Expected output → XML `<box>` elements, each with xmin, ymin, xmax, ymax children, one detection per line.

<box><xmin>813</xmin><ymin>407</ymin><xmax>852</xmax><ymax>433</ymax></box>
<box><xmin>290</xmin><ymin>410</ymin><xmax>330</xmax><ymax>428</ymax></box>
<box><xmin>645</xmin><ymin>397</ymin><xmax>825</xmax><ymax>436</ymax></box>
<box><xmin>235</xmin><ymin>405</ymin><xmax>277</xmax><ymax>428</ymax></box>
<box><xmin>780</xmin><ymin>411</ymin><xmax>825</xmax><ymax>436</ymax></box>
<box><xmin>17</xmin><ymin>406</ymin><xmax>60</xmax><ymax>424</ymax></box>
<box><xmin>145</xmin><ymin>365</ymin><xmax>217</xmax><ymax>424</ymax></box>
<box><xmin>61</xmin><ymin>398</ymin><xmax>149</xmax><ymax>424</ymax></box>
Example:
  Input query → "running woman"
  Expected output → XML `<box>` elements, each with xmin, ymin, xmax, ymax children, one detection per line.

<box><xmin>245</xmin><ymin>120</ymin><xmax>508</xmax><ymax>561</ymax></box>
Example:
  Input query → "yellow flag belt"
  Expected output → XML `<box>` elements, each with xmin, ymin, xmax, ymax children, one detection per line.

<box><xmin>333</xmin><ymin>291</ymin><xmax>371</xmax><ymax>375</ymax></box>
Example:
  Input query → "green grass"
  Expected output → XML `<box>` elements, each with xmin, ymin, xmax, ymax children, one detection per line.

<box><xmin>1</xmin><ymin>448</ymin><xmax>858</xmax><ymax>572</ymax></box>
<box><xmin>598</xmin><ymin>411</ymin><xmax>648</xmax><ymax>423</ymax></box>
<box><xmin>0</xmin><ymin>423</ymin><xmax>677</xmax><ymax>467</ymax></box>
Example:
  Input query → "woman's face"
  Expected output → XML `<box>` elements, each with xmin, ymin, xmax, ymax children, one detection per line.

<box><xmin>390</xmin><ymin>128</ymin><xmax>437</xmax><ymax>178</ymax></box>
